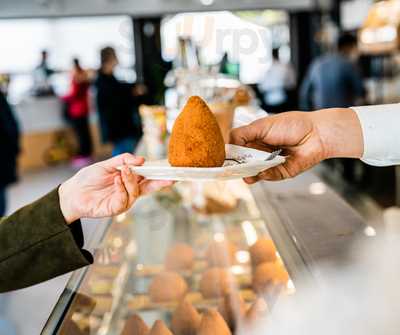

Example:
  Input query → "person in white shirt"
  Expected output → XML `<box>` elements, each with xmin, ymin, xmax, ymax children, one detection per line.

<box><xmin>230</xmin><ymin>105</ymin><xmax>399</xmax><ymax>182</ymax></box>
<box><xmin>258</xmin><ymin>48</ymin><xmax>296</xmax><ymax>113</ymax></box>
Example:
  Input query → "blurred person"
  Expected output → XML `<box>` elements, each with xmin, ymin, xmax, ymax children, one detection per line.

<box><xmin>95</xmin><ymin>47</ymin><xmax>146</xmax><ymax>157</ymax></box>
<box><xmin>230</xmin><ymin>104</ymin><xmax>399</xmax><ymax>183</ymax></box>
<box><xmin>62</xmin><ymin>58</ymin><xmax>93</xmax><ymax>168</ymax></box>
<box><xmin>258</xmin><ymin>48</ymin><xmax>296</xmax><ymax>113</ymax></box>
<box><xmin>0</xmin><ymin>153</ymin><xmax>172</xmax><ymax>293</ymax></box>
<box><xmin>33</xmin><ymin>50</ymin><xmax>55</xmax><ymax>96</ymax></box>
<box><xmin>219</xmin><ymin>52</ymin><xmax>240</xmax><ymax>79</ymax></box>
<box><xmin>300</xmin><ymin>33</ymin><xmax>365</xmax><ymax>110</ymax></box>
<box><xmin>300</xmin><ymin>33</ymin><xmax>365</xmax><ymax>182</ymax></box>
<box><xmin>0</xmin><ymin>90</ymin><xmax>20</xmax><ymax>217</ymax></box>
<box><xmin>0</xmin><ymin>85</ymin><xmax>18</xmax><ymax>335</ymax></box>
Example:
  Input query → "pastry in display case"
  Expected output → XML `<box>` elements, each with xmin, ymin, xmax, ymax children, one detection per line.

<box><xmin>149</xmin><ymin>320</ymin><xmax>174</xmax><ymax>335</ymax></box>
<box><xmin>197</xmin><ymin>309</ymin><xmax>231</xmax><ymax>335</ymax></box>
<box><xmin>249</xmin><ymin>238</ymin><xmax>277</xmax><ymax>266</ymax></box>
<box><xmin>232</xmin><ymin>86</ymin><xmax>252</xmax><ymax>106</ymax></box>
<box><xmin>164</xmin><ymin>243</ymin><xmax>195</xmax><ymax>271</ymax></box>
<box><xmin>149</xmin><ymin>272</ymin><xmax>188</xmax><ymax>303</ymax></box>
<box><xmin>43</xmin><ymin>178</ymin><xmax>296</xmax><ymax>335</ymax></box>
<box><xmin>199</xmin><ymin>267</ymin><xmax>234</xmax><ymax>299</ymax></box>
<box><xmin>171</xmin><ymin>299</ymin><xmax>201</xmax><ymax>335</ymax></box>
<box><xmin>217</xmin><ymin>292</ymin><xmax>246</xmax><ymax>331</ymax></box>
<box><xmin>120</xmin><ymin>314</ymin><xmax>149</xmax><ymax>335</ymax></box>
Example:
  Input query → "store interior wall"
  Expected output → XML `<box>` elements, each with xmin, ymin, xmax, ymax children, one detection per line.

<box><xmin>0</xmin><ymin>0</ymin><xmax>318</xmax><ymax>18</ymax></box>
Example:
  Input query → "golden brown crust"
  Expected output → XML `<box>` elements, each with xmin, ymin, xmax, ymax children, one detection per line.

<box><xmin>168</xmin><ymin>96</ymin><xmax>226</xmax><ymax>167</ymax></box>
<box><xmin>165</xmin><ymin>243</ymin><xmax>195</xmax><ymax>271</ymax></box>
<box><xmin>217</xmin><ymin>292</ymin><xmax>246</xmax><ymax>331</ymax></box>
<box><xmin>249</xmin><ymin>238</ymin><xmax>277</xmax><ymax>266</ymax></box>
<box><xmin>171</xmin><ymin>299</ymin><xmax>202</xmax><ymax>335</ymax></box>
<box><xmin>149</xmin><ymin>272</ymin><xmax>188</xmax><ymax>303</ymax></box>
<box><xmin>197</xmin><ymin>309</ymin><xmax>232</xmax><ymax>335</ymax></box>
<box><xmin>252</xmin><ymin>262</ymin><xmax>289</xmax><ymax>294</ymax></box>
<box><xmin>121</xmin><ymin>314</ymin><xmax>149</xmax><ymax>335</ymax></box>
<box><xmin>149</xmin><ymin>320</ymin><xmax>174</xmax><ymax>335</ymax></box>
<box><xmin>199</xmin><ymin>268</ymin><xmax>234</xmax><ymax>299</ymax></box>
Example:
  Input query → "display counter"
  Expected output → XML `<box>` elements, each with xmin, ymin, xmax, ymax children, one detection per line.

<box><xmin>40</xmin><ymin>92</ymin><xmax>368</xmax><ymax>333</ymax></box>
<box><xmin>41</xmin><ymin>167</ymin><xmax>367</xmax><ymax>334</ymax></box>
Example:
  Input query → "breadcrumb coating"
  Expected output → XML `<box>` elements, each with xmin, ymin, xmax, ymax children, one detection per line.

<box><xmin>168</xmin><ymin>96</ymin><xmax>226</xmax><ymax>167</ymax></box>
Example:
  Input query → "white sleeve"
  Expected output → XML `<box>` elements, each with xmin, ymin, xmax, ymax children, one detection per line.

<box><xmin>351</xmin><ymin>104</ymin><xmax>400</xmax><ymax>166</ymax></box>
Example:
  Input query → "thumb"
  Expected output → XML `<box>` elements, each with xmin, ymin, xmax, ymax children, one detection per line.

<box><xmin>230</xmin><ymin>117</ymin><xmax>273</xmax><ymax>147</ymax></box>
<box><xmin>100</xmin><ymin>153</ymin><xmax>145</xmax><ymax>170</ymax></box>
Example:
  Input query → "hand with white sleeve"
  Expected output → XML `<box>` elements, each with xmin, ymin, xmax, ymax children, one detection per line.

<box><xmin>230</xmin><ymin>108</ymin><xmax>364</xmax><ymax>182</ymax></box>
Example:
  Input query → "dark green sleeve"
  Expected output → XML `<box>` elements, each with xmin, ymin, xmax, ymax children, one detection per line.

<box><xmin>0</xmin><ymin>188</ymin><xmax>93</xmax><ymax>293</ymax></box>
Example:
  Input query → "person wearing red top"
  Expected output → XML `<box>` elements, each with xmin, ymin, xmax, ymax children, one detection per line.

<box><xmin>63</xmin><ymin>58</ymin><xmax>93</xmax><ymax>167</ymax></box>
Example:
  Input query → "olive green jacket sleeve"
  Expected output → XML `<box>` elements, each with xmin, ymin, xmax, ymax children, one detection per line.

<box><xmin>0</xmin><ymin>188</ymin><xmax>93</xmax><ymax>293</ymax></box>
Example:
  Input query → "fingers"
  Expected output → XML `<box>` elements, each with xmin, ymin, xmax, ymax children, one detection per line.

<box><xmin>231</xmin><ymin>112</ymin><xmax>314</xmax><ymax>150</ymax></box>
<box><xmin>101</xmin><ymin>153</ymin><xmax>145</xmax><ymax>170</ymax></box>
<box><xmin>139</xmin><ymin>180</ymin><xmax>174</xmax><ymax>196</ymax></box>
<box><xmin>230</xmin><ymin>118</ymin><xmax>267</xmax><ymax>146</ymax></box>
<box><xmin>244</xmin><ymin>160</ymin><xmax>299</xmax><ymax>183</ymax></box>
<box><xmin>243</xmin><ymin>176</ymin><xmax>260</xmax><ymax>184</ymax></box>
<box><xmin>114</xmin><ymin>175</ymin><xmax>127</xmax><ymax>205</ymax></box>
<box><xmin>120</xmin><ymin>165</ymin><xmax>140</xmax><ymax>207</ymax></box>
<box><xmin>243</xmin><ymin>169</ymin><xmax>283</xmax><ymax>184</ymax></box>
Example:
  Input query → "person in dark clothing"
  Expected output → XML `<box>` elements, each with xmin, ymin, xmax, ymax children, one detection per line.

<box><xmin>0</xmin><ymin>153</ymin><xmax>173</xmax><ymax>293</ymax></box>
<box><xmin>0</xmin><ymin>91</ymin><xmax>20</xmax><ymax>216</ymax></box>
<box><xmin>63</xmin><ymin>58</ymin><xmax>93</xmax><ymax>167</ymax></box>
<box><xmin>300</xmin><ymin>33</ymin><xmax>366</xmax><ymax>182</ymax></box>
<box><xmin>300</xmin><ymin>34</ymin><xmax>365</xmax><ymax>110</ymax></box>
<box><xmin>95</xmin><ymin>47</ymin><xmax>146</xmax><ymax>156</ymax></box>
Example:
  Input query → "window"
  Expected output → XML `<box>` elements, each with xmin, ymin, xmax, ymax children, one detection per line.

<box><xmin>0</xmin><ymin>16</ymin><xmax>135</xmax><ymax>102</ymax></box>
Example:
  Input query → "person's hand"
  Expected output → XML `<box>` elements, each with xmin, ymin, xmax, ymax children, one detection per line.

<box><xmin>230</xmin><ymin>108</ymin><xmax>364</xmax><ymax>183</ymax></box>
<box><xmin>58</xmin><ymin>154</ymin><xmax>173</xmax><ymax>223</ymax></box>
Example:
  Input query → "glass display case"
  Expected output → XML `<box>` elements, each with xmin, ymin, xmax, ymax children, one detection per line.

<box><xmin>40</xmin><ymin>91</ymin><xmax>368</xmax><ymax>335</ymax></box>
<box><xmin>41</xmin><ymin>178</ymin><xmax>309</xmax><ymax>335</ymax></box>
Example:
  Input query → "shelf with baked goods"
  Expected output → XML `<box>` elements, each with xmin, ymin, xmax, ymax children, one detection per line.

<box><xmin>42</xmin><ymin>176</ymin><xmax>300</xmax><ymax>335</ymax></box>
<box><xmin>42</xmin><ymin>165</ymin><xmax>368</xmax><ymax>335</ymax></box>
<box><xmin>42</xmin><ymin>95</ymin><xmax>367</xmax><ymax>335</ymax></box>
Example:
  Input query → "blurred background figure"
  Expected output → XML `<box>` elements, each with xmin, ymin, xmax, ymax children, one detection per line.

<box><xmin>258</xmin><ymin>47</ymin><xmax>296</xmax><ymax>113</ymax></box>
<box><xmin>219</xmin><ymin>52</ymin><xmax>240</xmax><ymax>79</ymax></box>
<box><xmin>95</xmin><ymin>46</ymin><xmax>145</xmax><ymax>156</ymax></box>
<box><xmin>32</xmin><ymin>50</ymin><xmax>55</xmax><ymax>97</ymax></box>
<box><xmin>62</xmin><ymin>58</ymin><xmax>93</xmax><ymax>168</ymax></box>
<box><xmin>0</xmin><ymin>86</ymin><xmax>20</xmax><ymax>217</ymax></box>
<box><xmin>300</xmin><ymin>33</ymin><xmax>366</xmax><ymax>183</ymax></box>
<box><xmin>300</xmin><ymin>33</ymin><xmax>365</xmax><ymax>111</ymax></box>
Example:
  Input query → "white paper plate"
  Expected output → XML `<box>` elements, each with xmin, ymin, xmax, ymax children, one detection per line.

<box><xmin>125</xmin><ymin>144</ymin><xmax>285</xmax><ymax>181</ymax></box>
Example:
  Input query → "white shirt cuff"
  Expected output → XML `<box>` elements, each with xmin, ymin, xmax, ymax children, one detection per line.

<box><xmin>351</xmin><ymin>104</ymin><xmax>400</xmax><ymax>166</ymax></box>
